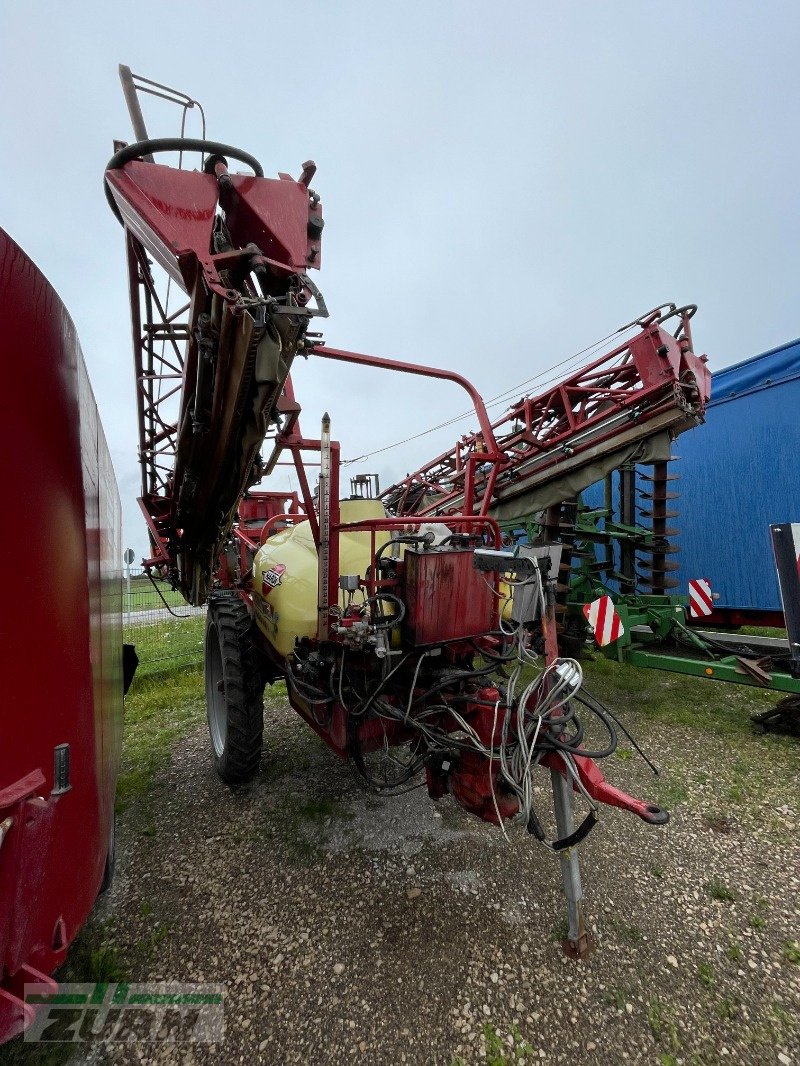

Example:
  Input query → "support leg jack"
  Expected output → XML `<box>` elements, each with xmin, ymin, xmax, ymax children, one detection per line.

<box><xmin>551</xmin><ymin>766</ymin><xmax>595</xmax><ymax>960</ymax></box>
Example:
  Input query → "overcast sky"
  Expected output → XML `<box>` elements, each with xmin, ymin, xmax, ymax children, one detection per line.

<box><xmin>2</xmin><ymin>1</ymin><xmax>798</xmax><ymax>561</ymax></box>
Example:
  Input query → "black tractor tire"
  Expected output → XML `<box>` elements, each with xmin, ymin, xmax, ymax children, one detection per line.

<box><xmin>205</xmin><ymin>596</ymin><xmax>264</xmax><ymax>784</ymax></box>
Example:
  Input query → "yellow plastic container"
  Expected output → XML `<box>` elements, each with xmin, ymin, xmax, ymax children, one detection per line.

<box><xmin>252</xmin><ymin>499</ymin><xmax>390</xmax><ymax>657</ymax></box>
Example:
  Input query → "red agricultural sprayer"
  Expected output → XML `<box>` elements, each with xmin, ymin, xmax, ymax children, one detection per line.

<box><xmin>106</xmin><ymin>67</ymin><xmax>711</xmax><ymax>954</ymax></box>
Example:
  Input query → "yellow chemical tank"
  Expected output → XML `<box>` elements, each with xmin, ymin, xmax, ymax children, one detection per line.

<box><xmin>252</xmin><ymin>499</ymin><xmax>391</xmax><ymax>658</ymax></box>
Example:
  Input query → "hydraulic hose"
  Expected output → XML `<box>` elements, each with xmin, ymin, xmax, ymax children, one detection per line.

<box><xmin>104</xmin><ymin>137</ymin><xmax>265</xmax><ymax>223</ymax></box>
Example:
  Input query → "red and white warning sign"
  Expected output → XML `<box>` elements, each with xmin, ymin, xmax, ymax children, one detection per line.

<box><xmin>582</xmin><ymin>595</ymin><xmax>624</xmax><ymax>646</ymax></box>
<box><xmin>688</xmin><ymin>577</ymin><xmax>713</xmax><ymax>618</ymax></box>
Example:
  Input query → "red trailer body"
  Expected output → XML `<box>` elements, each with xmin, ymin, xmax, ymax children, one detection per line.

<box><xmin>0</xmin><ymin>228</ymin><xmax>124</xmax><ymax>1041</ymax></box>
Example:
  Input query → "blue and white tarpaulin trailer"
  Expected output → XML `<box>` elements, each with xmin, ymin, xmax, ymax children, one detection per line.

<box><xmin>580</xmin><ymin>337</ymin><xmax>800</xmax><ymax>620</ymax></box>
<box><xmin>671</xmin><ymin>338</ymin><xmax>800</xmax><ymax>618</ymax></box>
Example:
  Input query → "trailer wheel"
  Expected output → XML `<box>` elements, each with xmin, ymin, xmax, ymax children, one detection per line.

<box><xmin>205</xmin><ymin>596</ymin><xmax>264</xmax><ymax>784</ymax></box>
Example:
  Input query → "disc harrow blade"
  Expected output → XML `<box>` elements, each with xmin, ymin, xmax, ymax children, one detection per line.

<box><xmin>637</xmin><ymin>508</ymin><xmax>679</xmax><ymax>519</ymax></box>
<box><xmin>637</xmin><ymin>490</ymin><xmax>680</xmax><ymax>501</ymax></box>
<box><xmin>637</xmin><ymin>577</ymin><xmax>680</xmax><ymax>591</ymax></box>
<box><xmin>637</xmin><ymin>559</ymin><xmax>681</xmax><ymax>572</ymax></box>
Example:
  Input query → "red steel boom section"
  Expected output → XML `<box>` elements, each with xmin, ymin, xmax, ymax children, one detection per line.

<box><xmin>380</xmin><ymin>306</ymin><xmax>710</xmax><ymax>522</ymax></box>
<box><xmin>105</xmin><ymin>138</ymin><xmax>327</xmax><ymax>603</ymax></box>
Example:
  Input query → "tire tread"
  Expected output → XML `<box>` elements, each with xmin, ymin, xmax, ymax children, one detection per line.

<box><xmin>205</xmin><ymin>596</ymin><xmax>264</xmax><ymax>784</ymax></box>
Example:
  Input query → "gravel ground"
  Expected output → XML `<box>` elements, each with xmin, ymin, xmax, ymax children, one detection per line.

<box><xmin>83</xmin><ymin>685</ymin><xmax>798</xmax><ymax>1066</ymax></box>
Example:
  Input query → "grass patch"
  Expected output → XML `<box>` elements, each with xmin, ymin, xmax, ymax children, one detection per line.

<box><xmin>60</xmin><ymin>919</ymin><xmax>127</xmax><ymax>984</ymax></box>
<box><xmin>117</xmin><ymin>661</ymin><xmax>205</xmax><ymax>811</ymax></box>
<box><xmin>750</xmin><ymin>897</ymin><xmax>769</xmax><ymax>929</ymax></box>
<box><xmin>704</xmin><ymin>879</ymin><xmax>736</xmax><ymax>903</ymax></box>
<box><xmin>550</xmin><ymin>917</ymin><xmax>569</xmax><ymax>943</ymax></box>
<box><xmin>583</xmin><ymin>656</ymin><xmax>778</xmax><ymax>737</ymax></box>
<box><xmin>647</xmin><ymin>997</ymin><xmax>680</xmax><ymax>1051</ymax></box>
<box><xmin>581</xmin><ymin>655</ymin><xmax>800</xmax><ymax>841</ymax></box>
<box><xmin>602</xmin><ymin>987</ymin><xmax>627</xmax><ymax>1010</ymax></box>
<box><xmin>740</xmin><ymin>625</ymin><xmax>787</xmax><ymax>638</ymax></box>
<box><xmin>610</xmin><ymin>918</ymin><xmax>644</xmax><ymax>945</ymax></box>
<box><xmin>124</xmin><ymin>616</ymin><xmax>205</xmax><ymax>683</ymax></box>
<box><xmin>135</xmin><ymin>923</ymin><xmax>170</xmax><ymax>962</ymax></box>
<box><xmin>747</xmin><ymin>1001</ymin><xmax>798</xmax><ymax>1049</ymax></box>
<box><xmin>784</xmin><ymin>940</ymin><xmax>800</xmax><ymax>965</ymax></box>
<box><xmin>717</xmin><ymin>997</ymin><xmax>740</xmax><ymax>1020</ymax></box>
<box><xmin>653</xmin><ymin>779</ymin><xmax>689</xmax><ymax>809</ymax></box>
<box><xmin>727</xmin><ymin>782</ymin><xmax>747</xmax><ymax>804</ymax></box>
<box><xmin>0</xmin><ymin>918</ymin><xmax>130</xmax><ymax>1062</ymax></box>
<box><xmin>124</xmin><ymin>574</ymin><xmax>188</xmax><ymax>612</ymax></box>
<box><xmin>768</xmin><ymin>1002</ymin><xmax>797</xmax><ymax>1030</ymax></box>
<box><xmin>481</xmin><ymin>1022</ymin><xmax>534</xmax><ymax>1064</ymax></box>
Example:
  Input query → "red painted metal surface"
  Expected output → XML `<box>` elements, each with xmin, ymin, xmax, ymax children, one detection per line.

<box><xmin>0</xmin><ymin>229</ymin><xmax>123</xmax><ymax>1043</ymax></box>
<box><xmin>403</xmin><ymin>549</ymin><xmax>495</xmax><ymax>646</ymax></box>
<box><xmin>254</xmin><ymin>345</ymin><xmax>506</xmax><ymax>646</ymax></box>
<box><xmin>695</xmin><ymin>607</ymin><xmax>785</xmax><ymax>630</ymax></box>
<box><xmin>421</xmin><ymin>682</ymin><xmax>666</xmax><ymax>828</ymax></box>
<box><xmin>105</xmin><ymin>147</ymin><xmax>325</xmax><ymax>603</ymax></box>
<box><xmin>106</xmin><ymin>164</ymin><xmax>322</xmax><ymax>298</ymax></box>
<box><xmin>220</xmin><ymin>491</ymin><xmax>302</xmax><ymax>585</ymax></box>
<box><xmin>540</xmin><ymin>752</ymin><xmax>667</xmax><ymax>824</ymax></box>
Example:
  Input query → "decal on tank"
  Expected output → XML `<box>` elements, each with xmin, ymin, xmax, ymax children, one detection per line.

<box><xmin>262</xmin><ymin>564</ymin><xmax>287</xmax><ymax>595</ymax></box>
<box><xmin>254</xmin><ymin>596</ymin><xmax>279</xmax><ymax>637</ymax></box>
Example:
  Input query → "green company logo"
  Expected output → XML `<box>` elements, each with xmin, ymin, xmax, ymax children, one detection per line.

<box><xmin>24</xmin><ymin>982</ymin><xmax>225</xmax><ymax>1044</ymax></box>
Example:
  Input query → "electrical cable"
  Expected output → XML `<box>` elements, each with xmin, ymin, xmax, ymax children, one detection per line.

<box><xmin>366</xmin><ymin>593</ymin><xmax>406</xmax><ymax>630</ymax></box>
<box><xmin>468</xmin><ymin>633</ymin><xmax>518</xmax><ymax>663</ymax></box>
<box><xmin>145</xmin><ymin>569</ymin><xmax>194</xmax><ymax>618</ymax></box>
<box><xmin>404</xmin><ymin>652</ymin><xmax>429</xmax><ymax>725</ymax></box>
<box><xmin>328</xmin><ymin>593</ymin><xmax>654</xmax><ymax>840</ymax></box>
<box><xmin>577</xmin><ymin>684</ymin><xmax>660</xmax><ymax>775</ymax></box>
<box><xmin>341</xmin><ymin>321</ymin><xmax>642</xmax><ymax>466</ymax></box>
<box><xmin>488</xmin><ymin>699</ymin><xmax>512</xmax><ymax>843</ymax></box>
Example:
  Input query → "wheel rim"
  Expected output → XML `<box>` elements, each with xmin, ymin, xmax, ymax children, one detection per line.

<box><xmin>205</xmin><ymin>623</ymin><xmax>227</xmax><ymax>758</ymax></box>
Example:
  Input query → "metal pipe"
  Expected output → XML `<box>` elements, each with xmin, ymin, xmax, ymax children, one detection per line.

<box><xmin>310</xmin><ymin>345</ymin><xmax>502</xmax><ymax>460</ymax></box>
<box><xmin>550</xmin><ymin>765</ymin><xmax>588</xmax><ymax>949</ymax></box>
<box><xmin>118</xmin><ymin>65</ymin><xmax>153</xmax><ymax>157</ymax></box>
<box><xmin>541</xmin><ymin>560</ymin><xmax>592</xmax><ymax>958</ymax></box>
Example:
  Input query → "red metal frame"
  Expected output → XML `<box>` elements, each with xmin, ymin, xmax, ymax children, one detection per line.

<box><xmin>252</xmin><ymin>345</ymin><xmax>506</xmax><ymax>630</ymax></box>
<box><xmin>310</xmin><ymin>344</ymin><xmax>504</xmax><ymax>517</ymax></box>
<box><xmin>380</xmin><ymin>307</ymin><xmax>710</xmax><ymax>518</ymax></box>
<box><xmin>106</xmin><ymin>149</ymin><xmax>325</xmax><ymax>601</ymax></box>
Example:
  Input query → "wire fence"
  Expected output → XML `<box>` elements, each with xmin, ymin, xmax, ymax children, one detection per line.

<box><xmin>123</xmin><ymin>567</ymin><xmax>206</xmax><ymax>669</ymax></box>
